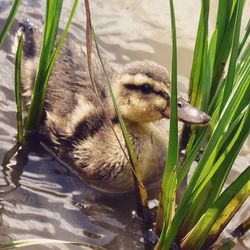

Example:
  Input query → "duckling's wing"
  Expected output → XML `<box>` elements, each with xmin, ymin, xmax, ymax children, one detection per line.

<box><xmin>20</xmin><ymin>20</ymin><xmax>114</xmax><ymax>146</ymax></box>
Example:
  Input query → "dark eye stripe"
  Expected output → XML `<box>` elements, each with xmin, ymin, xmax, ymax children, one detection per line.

<box><xmin>124</xmin><ymin>83</ymin><xmax>142</xmax><ymax>91</ymax></box>
<box><xmin>124</xmin><ymin>83</ymin><xmax>168</xmax><ymax>99</ymax></box>
<box><xmin>124</xmin><ymin>83</ymin><xmax>153</xmax><ymax>93</ymax></box>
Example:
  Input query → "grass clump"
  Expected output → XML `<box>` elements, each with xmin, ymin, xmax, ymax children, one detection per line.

<box><xmin>25</xmin><ymin>0</ymin><xmax>78</xmax><ymax>132</ymax></box>
<box><xmin>156</xmin><ymin>0</ymin><xmax>250</xmax><ymax>249</ymax></box>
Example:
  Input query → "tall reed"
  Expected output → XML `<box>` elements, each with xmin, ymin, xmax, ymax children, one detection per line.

<box><xmin>155</xmin><ymin>0</ymin><xmax>178</xmax><ymax>239</ymax></box>
<box><xmin>14</xmin><ymin>34</ymin><xmax>23</xmax><ymax>143</ymax></box>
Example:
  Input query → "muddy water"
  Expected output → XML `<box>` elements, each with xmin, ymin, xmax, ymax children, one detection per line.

<box><xmin>0</xmin><ymin>1</ymin><xmax>249</xmax><ymax>249</ymax></box>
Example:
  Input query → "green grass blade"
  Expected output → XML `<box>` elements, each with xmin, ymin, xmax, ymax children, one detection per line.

<box><xmin>0</xmin><ymin>0</ymin><xmax>20</xmax><ymax>47</ymax></box>
<box><xmin>209</xmin><ymin>37</ymin><xmax>250</xmax><ymax>115</ymax></box>
<box><xmin>83</xmin><ymin>0</ymin><xmax>132</xmax><ymax>181</ymax></box>
<box><xmin>214</xmin><ymin>0</ymin><xmax>235</xmax><ymax>57</ymax></box>
<box><xmin>196</xmin><ymin>38</ymin><xmax>208</xmax><ymax>109</ymax></box>
<box><xmin>156</xmin><ymin>0</ymin><xmax>178</xmax><ymax>238</ymax></box>
<box><xmin>165</xmin><ymin>0</ymin><xmax>178</xmax><ymax>179</ymax></box>
<box><xmin>201</xmin><ymin>116</ymin><xmax>250</xmax><ymax>247</ymax></box>
<box><xmin>155</xmin><ymin>170</ymin><xmax>177</xmax><ymax>249</ymax></box>
<box><xmin>181</xmin><ymin>0</ymin><xmax>243</xmax><ymax>174</ymax></box>
<box><xmin>84</xmin><ymin>0</ymin><xmax>94</xmax><ymax>92</ymax></box>
<box><xmin>14</xmin><ymin>34</ymin><xmax>24</xmax><ymax>143</ymax></box>
<box><xmin>25</xmin><ymin>0</ymin><xmax>63</xmax><ymax>131</ymax></box>
<box><xmin>44</xmin><ymin>1</ymin><xmax>63</xmax><ymax>61</ymax></box>
<box><xmin>238</xmin><ymin>19</ymin><xmax>250</xmax><ymax>55</ymax></box>
<box><xmin>25</xmin><ymin>0</ymin><xmax>78</xmax><ymax>132</ymax></box>
<box><xmin>211</xmin><ymin>1</ymin><xmax>242</xmax><ymax>97</ymax></box>
<box><xmin>181</xmin><ymin>0</ymin><xmax>242</xmax><ymax>168</ymax></box>
<box><xmin>189</xmin><ymin>0</ymin><xmax>210</xmax><ymax>108</ymax></box>
<box><xmin>177</xmin><ymin>128</ymin><xmax>209</xmax><ymax>185</ymax></box>
<box><xmin>235</xmin><ymin>41</ymin><xmax>250</xmax><ymax>81</ymax></box>
<box><xmin>43</xmin><ymin>0</ymin><xmax>78</xmax><ymax>92</ymax></box>
<box><xmin>180</xmin><ymin>166</ymin><xmax>250</xmax><ymax>250</ymax></box>
<box><xmin>201</xmin><ymin>29</ymin><xmax>217</xmax><ymax>111</ymax></box>
<box><xmin>220</xmin><ymin>0</ymin><xmax>245</xmax><ymax>110</ymax></box>
<box><xmin>176</xmin><ymin>181</ymin><xmax>213</xmax><ymax>241</ymax></box>
<box><xmin>91</xmin><ymin>29</ymin><xmax>148</xmax><ymax>211</ymax></box>
<box><xmin>0</xmin><ymin>239</ymin><xmax>106</xmax><ymax>250</ymax></box>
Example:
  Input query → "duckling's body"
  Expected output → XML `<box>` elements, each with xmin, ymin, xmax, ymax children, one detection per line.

<box><xmin>20</xmin><ymin>22</ymin><xmax>209</xmax><ymax>193</ymax></box>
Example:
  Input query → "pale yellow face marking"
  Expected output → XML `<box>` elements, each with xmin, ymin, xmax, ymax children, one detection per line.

<box><xmin>111</xmin><ymin>73</ymin><xmax>171</xmax><ymax>123</ymax></box>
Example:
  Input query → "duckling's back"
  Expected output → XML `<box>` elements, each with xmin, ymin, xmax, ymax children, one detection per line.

<box><xmin>20</xmin><ymin>21</ymin><xmax>115</xmax><ymax>139</ymax></box>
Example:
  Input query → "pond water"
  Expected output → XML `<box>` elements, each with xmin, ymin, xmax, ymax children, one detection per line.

<box><xmin>0</xmin><ymin>1</ymin><xmax>249</xmax><ymax>249</ymax></box>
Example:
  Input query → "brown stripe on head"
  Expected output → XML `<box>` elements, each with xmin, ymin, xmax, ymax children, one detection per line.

<box><xmin>121</xmin><ymin>61</ymin><xmax>171</xmax><ymax>87</ymax></box>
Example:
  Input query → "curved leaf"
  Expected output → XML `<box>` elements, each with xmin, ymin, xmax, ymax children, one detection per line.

<box><xmin>14</xmin><ymin>34</ymin><xmax>23</xmax><ymax>143</ymax></box>
<box><xmin>0</xmin><ymin>0</ymin><xmax>20</xmax><ymax>47</ymax></box>
<box><xmin>156</xmin><ymin>0</ymin><xmax>178</xmax><ymax>239</ymax></box>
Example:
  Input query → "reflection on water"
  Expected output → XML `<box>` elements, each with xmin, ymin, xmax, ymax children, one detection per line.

<box><xmin>0</xmin><ymin>0</ymin><xmax>249</xmax><ymax>249</ymax></box>
<box><xmin>1</xmin><ymin>142</ymin><xmax>144</xmax><ymax>250</ymax></box>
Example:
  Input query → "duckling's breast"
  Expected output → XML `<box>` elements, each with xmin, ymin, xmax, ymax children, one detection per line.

<box><xmin>130</xmin><ymin>122</ymin><xmax>167</xmax><ymax>186</ymax></box>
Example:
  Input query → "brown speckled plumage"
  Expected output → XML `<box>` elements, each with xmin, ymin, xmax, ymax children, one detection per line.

<box><xmin>19</xmin><ymin>21</ymin><xmax>210</xmax><ymax>193</ymax></box>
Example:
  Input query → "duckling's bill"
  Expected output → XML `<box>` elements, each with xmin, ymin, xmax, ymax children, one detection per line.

<box><xmin>163</xmin><ymin>97</ymin><xmax>210</xmax><ymax>126</ymax></box>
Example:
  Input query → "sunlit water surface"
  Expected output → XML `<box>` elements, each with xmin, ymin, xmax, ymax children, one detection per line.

<box><xmin>0</xmin><ymin>1</ymin><xmax>249</xmax><ymax>249</ymax></box>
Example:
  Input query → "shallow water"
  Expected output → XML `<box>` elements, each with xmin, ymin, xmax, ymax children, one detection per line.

<box><xmin>0</xmin><ymin>1</ymin><xmax>250</xmax><ymax>249</ymax></box>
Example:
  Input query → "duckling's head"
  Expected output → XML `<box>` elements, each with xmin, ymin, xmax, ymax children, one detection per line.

<box><xmin>112</xmin><ymin>61</ymin><xmax>210</xmax><ymax>125</ymax></box>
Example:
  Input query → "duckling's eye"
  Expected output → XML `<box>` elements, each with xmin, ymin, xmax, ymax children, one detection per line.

<box><xmin>140</xmin><ymin>84</ymin><xmax>152</xmax><ymax>94</ymax></box>
<box><xmin>177</xmin><ymin>101</ymin><xmax>183</xmax><ymax>108</ymax></box>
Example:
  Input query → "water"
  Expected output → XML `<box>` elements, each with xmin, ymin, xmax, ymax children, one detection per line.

<box><xmin>0</xmin><ymin>1</ymin><xmax>249</xmax><ymax>249</ymax></box>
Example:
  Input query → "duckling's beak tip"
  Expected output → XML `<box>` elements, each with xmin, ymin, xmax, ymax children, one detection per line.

<box><xmin>198</xmin><ymin>113</ymin><xmax>211</xmax><ymax>126</ymax></box>
<box><xmin>163</xmin><ymin>98</ymin><xmax>211</xmax><ymax>126</ymax></box>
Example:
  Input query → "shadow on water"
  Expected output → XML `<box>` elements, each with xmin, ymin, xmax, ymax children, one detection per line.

<box><xmin>0</xmin><ymin>135</ymin><xmax>149</xmax><ymax>249</ymax></box>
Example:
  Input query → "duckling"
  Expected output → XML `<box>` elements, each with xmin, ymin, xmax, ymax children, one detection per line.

<box><xmin>19</xmin><ymin>21</ymin><xmax>210</xmax><ymax>193</ymax></box>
